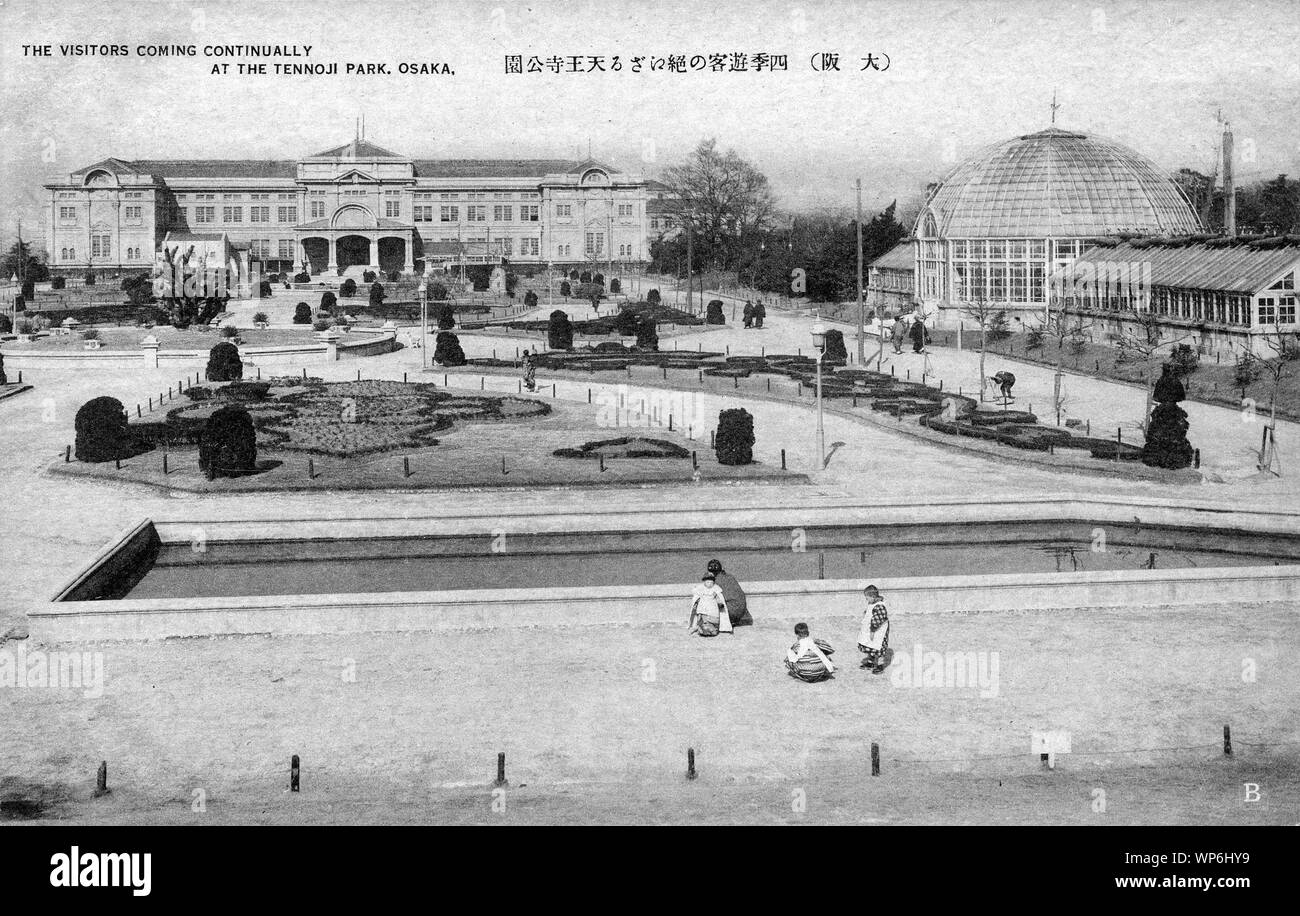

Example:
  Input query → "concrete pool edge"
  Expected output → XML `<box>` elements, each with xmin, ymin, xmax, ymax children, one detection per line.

<box><xmin>28</xmin><ymin>563</ymin><xmax>1300</xmax><ymax>641</ymax></box>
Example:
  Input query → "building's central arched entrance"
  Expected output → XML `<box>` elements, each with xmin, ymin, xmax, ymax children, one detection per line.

<box><xmin>336</xmin><ymin>235</ymin><xmax>371</xmax><ymax>272</ymax></box>
<box><xmin>301</xmin><ymin>237</ymin><xmax>329</xmax><ymax>275</ymax></box>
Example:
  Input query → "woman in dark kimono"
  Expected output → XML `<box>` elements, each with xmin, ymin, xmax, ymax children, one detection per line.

<box><xmin>909</xmin><ymin>316</ymin><xmax>928</xmax><ymax>353</ymax></box>
<box><xmin>521</xmin><ymin>349</ymin><xmax>536</xmax><ymax>392</ymax></box>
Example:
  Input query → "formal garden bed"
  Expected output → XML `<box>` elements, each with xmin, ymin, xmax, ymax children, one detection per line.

<box><xmin>461</xmin><ymin>343</ymin><xmax>1173</xmax><ymax>467</ymax></box>
<box><xmin>49</xmin><ymin>377</ymin><xmax>801</xmax><ymax>492</ymax></box>
<box><xmin>2</xmin><ymin>326</ymin><xmax>312</xmax><ymax>351</ymax></box>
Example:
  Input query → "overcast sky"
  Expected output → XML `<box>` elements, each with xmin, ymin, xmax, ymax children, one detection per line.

<box><xmin>2</xmin><ymin>0</ymin><xmax>1297</xmax><ymax>249</ymax></box>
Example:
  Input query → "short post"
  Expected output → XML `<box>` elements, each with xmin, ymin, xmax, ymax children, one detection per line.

<box><xmin>444</xmin><ymin>374</ymin><xmax>448</xmax><ymax>386</ymax></box>
<box><xmin>692</xmin><ymin>451</ymin><xmax>698</xmax><ymax>470</ymax></box>
<box><xmin>137</xmin><ymin>405</ymin><xmax>141</xmax><ymax>418</ymax></box>
<box><xmin>501</xmin><ymin>456</ymin><xmax>507</xmax><ymax>475</ymax></box>
<box><xmin>64</xmin><ymin>444</ymin><xmax>71</xmax><ymax>463</ymax></box>
<box><xmin>733</xmin><ymin>375</ymin><xmax>739</xmax><ymax>389</ymax></box>
<box><xmin>587</xmin><ymin>388</ymin><xmax>592</xmax><ymax>404</ymax></box>
<box><xmin>308</xmin><ymin>458</ymin><xmax>315</xmax><ymax>479</ymax></box>
<box><xmin>668</xmin><ymin>414</ymin><xmax>673</xmax><ymax>431</ymax></box>
<box><xmin>599</xmin><ymin>454</ymin><xmax>606</xmax><ymax>472</ymax></box>
<box><xmin>766</xmin><ymin>378</ymin><xmax>771</xmax><ymax>392</ymax></box>
<box><xmin>780</xmin><ymin>448</ymin><xmax>786</xmax><ymax>469</ymax></box>
<box><xmin>1116</xmin><ymin>427</ymin><xmax>1122</xmax><ymax>462</ymax></box>
<box><xmin>1223</xmin><ymin>724</ymin><xmax>1232</xmax><ymax>756</ymax></box>
<box><xmin>163</xmin><ymin>454</ymin><xmax>169</xmax><ymax>475</ymax></box>
<box><xmin>871</xmin><ymin>742</ymin><xmax>880</xmax><ymax>777</ymax></box>
<box><xmin>686</xmin><ymin>747</ymin><xmax>697</xmax><ymax>781</ymax></box>
<box><xmin>710</xmin><ymin>430</ymin><xmax>715</xmax><ymax>448</ymax></box>
<box><xmin>1086</xmin><ymin>420</ymin><xmax>1090</xmax><ymax>436</ymax></box>
<box><xmin>95</xmin><ymin>761</ymin><xmax>109</xmax><ymax>797</ymax></box>
<box><xmin>356</xmin><ymin>369</ymin><xmax>361</xmax><ymax>381</ymax></box>
<box><xmin>115</xmin><ymin>457</ymin><xmax>120</xmax><ymax>470</ymax></box>
<box><xmin>403</xmin><ymin>372</ymin><xmax>407</xmax><ymax>383</ymax></box>
<box><xmin>494</xmin><ymin>752</ymin><xmax>508</xmax><ymax>787</ymax></box>
<box><xmin>817</xmin><ymin>551</ymin><xmax>825</xmax><ymax>579</ymax></box>
<box><xmin>303</xmin><ymin>368</ymin><xmax>307</xmax><ymax>379</ymax></box>
<box><xmin>403</xmin><ymin>456</ymin><xmax>410</xmax><ymax>478</ymax></box>
<box><xmin>290</xmin><ymin>754</ymin><xmax>300</xmax><ymax>792</ymax></box>
<box><xmin>1194</xmin><ymin>448</ymin><xmax>1201</xmax><ymax>469</ymax></box>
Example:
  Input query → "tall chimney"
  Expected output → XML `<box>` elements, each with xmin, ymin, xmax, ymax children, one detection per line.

<box><xmin>1223</xmin><ymin>122</ymin><xmax>1236</xmax><ymax>237</ymax></box>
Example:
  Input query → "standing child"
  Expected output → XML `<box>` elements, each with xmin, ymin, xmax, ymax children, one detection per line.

<box><xmin>857</xmin><ymin>584</ymin><xmax>891</xmax><ymax>673</ymax></box>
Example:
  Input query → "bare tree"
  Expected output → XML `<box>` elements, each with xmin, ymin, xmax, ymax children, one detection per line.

<box><xmin>960</xmin><ymin>293</ymin><xmax>1009</xmax><ymax>402</ymax></box>
<box><xmin>661</xmin><ymin>139</ymin><xmax>776</xmax><ymax>272</ymax></box>
<box><xmin>1035</xmin><ymin>297</ymin><xmax>1094</xmax><ymax>425</ymax></box>
<box><xmin>1257</xmin><ymin>324</ymin><xmax>1300</xmax><ymax>474</ymax></box>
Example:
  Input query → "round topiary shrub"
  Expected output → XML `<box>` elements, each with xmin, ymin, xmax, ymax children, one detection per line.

<box><xmin>706</xmin><ymin>299</ymin><xmax>726</xmax><ymax>325</ymax></box>
<box><xmin>205</xmin><ymin>341</ymin><xmax>243</xmax><ymax>382</ymax></box>
<box><xmin>0</xmin><ymin>314</ymin><xmax>11</xmax><ymax>334</ymax></box>
<box><xmin>822</xmin><ymin>328</ymin><xmax>848</xmax><ymax>363</ymax></box>
<box><xmin>615</xmin><ymin>306</ymin><xmax>640</xmax><ymax>337</ymax></box>
<box><xmin>258</xmin><ymin>279</ymin><xmax>273</xmax><ymax>297</ymax></box>
<box><xmin>548</xmin><ymin>310</ymin><xmax>574</xmax><ymax>350</ymax></box>
<box><xmin>579</xmin><ymin>270</ymin><xmax>592</xmax><ymax>284</ymax></box>
<box><xmin>84</xmin><ymin>272</ymin><xmax>96</xmax><ymax>286</ymax></box>
<box><xmin>647</xmin><ymin>288</ymin><xmax>661</xmax><ymax>306</ymax></box>
<box><xmin>340</xmin><ymin>278</ymin><xmax>357</xmax><ymax>297</ymax></box>
<box><xmin>74</xmin><ymin>396</ymin><xmax>133</xmax><ymax>462</ymax></box>
<box><xmin>715</xmin><ymin>408</ymin><xmax>755</xmax><ymax>465</ymax></box>
<box><xmin>429</xmin><ymin>280</ymin><xmax>449</xmax><ymax>301</ymax></box>
<box><xmin>198</xmin><ymin>404</ymin><xmax>257</xmax><ymax>479</ymax></box>
<box><xmin>293</xmin><ymin>271</ymin><xmax>311</xmax><ymax>284</ymax></box>
<box><xmin>609</xmin><ymin>278</ymin><xmax>621</xmax><ymax>295</ymax></box>
<box><xmin>369</xmin><ymin>282</ymin><xmax>385</xmax><ymax>306</ymax></box>
<box><xmin>560</xmin><ymin>280</ymin><xmax>572</xmax><ymax>297</ymax></box>
<box><xmin>524</xmin><ymin>289</ymin><xmax>538</xmax><ymax>308</ymax></box>
<box><xmin>320</xmin><ymin>291</ymin><xmax>337</xmax><ymax>314</ymax></box>
<box><xmin>362</xmin><ymin>269</ymin><xmax>377</xmax><ymax>283</ymax></box>
<box><xmin>51</xmin><ymin>276</ymin><xmax>66</xmax><ymax>290</ymax></box>
<box><xmin>293</xmin><ymin>302</ymin><xmax>312</xmax><ymax>324</ymax></box>
<box><xmin>433</xmin><ymin>331</ymin><xmax>467</xmax><ymax>366</ymax></box>
<box><xmin>312</xmin><ymin>319</ymin><xmax>332</xmax><ymax>332</ymax></box>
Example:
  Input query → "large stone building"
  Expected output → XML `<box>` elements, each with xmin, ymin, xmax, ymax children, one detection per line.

<box><xmin>911</xmin><ymin>127</ymin><xmax>1204</xmax><ymax>326</ymax></box>
<box><xmin>43</xmin><ymin>138</ymin><xmax>652</xmax><ymax>280</ymax></box>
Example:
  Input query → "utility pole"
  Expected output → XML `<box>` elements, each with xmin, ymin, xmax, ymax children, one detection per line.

<box><xmin>856</xmin><ymin>179</ymin><xmax>865</xmax><ymax>363</ymax></box>
<box><xmin>685</xmin><ymin>216</ymin><xmax>694</xmax><ymax>315</ymax></box>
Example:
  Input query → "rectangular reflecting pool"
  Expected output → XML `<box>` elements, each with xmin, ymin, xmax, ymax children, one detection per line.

<box><xmin>81</xmin><ymin>520</ymin><xmax>1300</xmax><ymax>601</ymax></box>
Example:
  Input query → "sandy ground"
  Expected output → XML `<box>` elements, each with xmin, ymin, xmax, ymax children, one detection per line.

<box><xmin>2</xmin><ymin>602</ymin><xmax>1296</xmax><ymax>825</ymax></box>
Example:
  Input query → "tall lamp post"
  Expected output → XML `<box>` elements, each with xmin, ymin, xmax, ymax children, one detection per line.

<box><xmin>811</xmin><ymin>318</ymin><xmax>826</xmax><ymax>469</ymax></box>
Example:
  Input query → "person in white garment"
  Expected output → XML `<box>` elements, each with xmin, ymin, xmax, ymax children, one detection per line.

<box><xmin>688</xmin><ymin>573</ymin><xmax>731</xmax><ymax>637</ymax></box>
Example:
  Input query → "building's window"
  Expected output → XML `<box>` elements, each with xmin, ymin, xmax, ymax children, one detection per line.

<box><xmin>278</xmin><ymin>240</ymin><xmax>293</xmax><ymax>260</ymax></box>
<box><xmin>90</xmin><ymin>234</ymin><xmax>112</xmax><ymax>258</ymax></box>
<box><xmin>468</xmin><ymin>192</ymin><xmax>487</xmax><ymax>200</ymax></box>
<box><xmin>222</xmin><ymin>193</ymin><xmax>240</xmax><ymax>200</ymax></box>
<box><xmin>440</xmin><ymin>193</ymin><xmax>458</xmax><ymax>200</ymax></box>
<box><xmin>1010</xmin><ymin>264</ymin><xmax>1027</xmax><ymax>302</ymax></box>
<box><xmin>250</xmin><ymin>193</ymin><xmax>269</xmax><ymax>201</ymax></box>
<box><xmin>124</xmin><ymin>191</ymin><xmax>143</xmax><ymax>199</ymax></box>
<box><xmin>415</xmin><ymin>206</ymin><xmax>434</xmax><ymax>222</ymax></box>
<box><xmin>1280</xmin><ymin>296</ymin><xmax>1297</xmax><ymax>324</ymax></box>
<box><xmin>618</xmin><ymin>204</ymin><xmax>634</xmax><ymax>217</ymax></box>
<box><xmin>989</xmin><ymin>264</ymin><xmax>1006</xmax><ymax>301</ymax></box>
<box><xmin>585</xmin><ymin>231</ymin><xmax>604</xmax><ymax>255</ymax></box>
<box><xmin>279</xmin><ymin>193</ymin><xmax>295</xmax><ymax>201</ymax></box>
<box><xmin>196</xmin><ymin>193</ymin><xmax>215</xmax><ymax>201</ymax></box>
<box><xmin>556</xmin><ymin>204</ymin><xmax>572</xmax><ymax>218</ymax></box>
<box><xmin>1258</xmin><ymin>297</ymin><xmax>1276</xmax><ymax>325</ymax></box>
<box><xmin>519</xmin><ymin>205</ymin><xmax>538</xmax><ymax>222</ymax></box>
<box><xmin>250</xmin><ymin>207</ymin><xmax>270</xmax><ymax>223</ymax></box>
<box><xmin>493</xmin><ymin>205</ymin><xmax>512</xmax><ymax>221</ymax></box>
<box><xmin>58</xmin><ymin>192</ymin><xmax>76</xmax><ymax>199</ymax></box>
<box><xmin>440</xmin><ymin>206</ymin><xmax>459</xmax><ymax>222</ymax></box>
<box><xmin>61</xmin><ymin>248</ymin><xmax>68</xmax><ymax>260</ymax></box>
<box><xmin>223</xmin><ymin>206</ymin><xmax>242</xmax><ymax>223</ymax></box>
<box><xmin>499</xmin><ymin>238</ymin><xmax>513</xmax><ymax>256</ymax></box>
<box><xmin>195</xmin><ymin>206</ymin><xmax>215</xmax><ymax>224</ymax></box>
<box><xmin>467</xmin><ymin>205</ymin><xmax>487</xmax><ymax>222</ymax></box>
<box><xmin>59</xmin><ymin>206</ymin><xmax>76</xmax><ymax>221</ymax></box>
<box><xmin>309</xmin><ymin>189</ymin><xmax>326</xmax><ymax>196</ymax></box>
<box><xmin>310</xmin><ymin>200</ymin><xmax>325</xmax><ymax>219</ymax></box>
<box><xmin>386</xmin><ymin>201</ymin><xmax>401</xmax><ymax>218</ymax></box>
<box><xmin>521</xmin><ymin>238</ymin><xmax>539</xmax><ymax>256</ymax></box>
<box><xmin>343</xmin><ymin>189</ymin><xmax>366</xmax><ymax>197</ymax></box>
<box><xmin>277</xmin><ymin>207</ymin><xmax>297</xmax><ymax>223</ymax></box>
<box><xmin>650</xmin><ymin>218</ymin><xmax>659</xmax><ymax>230</ymax></box>
<box><xmin>1268</xmin><ymin>272</ymin><xmax>1295</xmax><ymax>290</ymax></box>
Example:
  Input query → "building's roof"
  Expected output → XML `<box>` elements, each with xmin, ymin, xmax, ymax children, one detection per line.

<box><xmin>1062</xmin><ymin>237</ymin><xmax>1300</xmax><ymax>293</ymax></box>
<box><xmin>135</xmin><ymin>160</ymin><xmax>298</xmax><ymax>179</ymax></box>
<box><xmin>310</xmin><ymin>139</ymin><xmax>406</xmax><ymax>159</ymax></box>
<box><xmin>413</xmin><ymin>159</ymin><xmax>577</xmax><ymax>179</ymax></box>
<box><xmin>922</xmin><ymin>128</ymin><xmax>1203</xmax><ymax>239</ymax></box>
<box><xmin>869</xmin><ymin>240</ymin><xmax>915</xmax><ymax>272</ymax></box>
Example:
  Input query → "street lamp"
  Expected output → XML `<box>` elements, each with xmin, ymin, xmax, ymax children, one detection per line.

<box><xmin>811</xmin><ymin>318</ymin><xmax>826</xmax><ymax>469</ymax></box>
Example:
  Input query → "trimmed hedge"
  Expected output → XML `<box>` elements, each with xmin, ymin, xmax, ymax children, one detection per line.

<box><xmin>433</xmin><ymin>331</ymin><xmax>466</xmax><ymax>366</ymax></box>
<box><xmin>198</xmin><ymin>404</ymin><xmax>257</xmax><ymax>479</ymax></box>
<box><xmin>553</xmin><ymin>436</ymin><xmax>690</xmax><ymax>459</ymax></box>
<box><xmin>715</xmin><ymin>408</ymin><xmax>755</xmax><ymax>465</ymax></box>
<box><xmin>548</xmin><ymin>310</ymin><xmax>574</xmax><ymax>350</ymax></box>
<box><xmin>205</xmin><ymin>341</ymin><xmax>243</xmax><ymax>382</ymax></box>
<box><xmin>340</xmin><ymin>279</ymin><xmax>357</xmax><ymax>297</ymax></box>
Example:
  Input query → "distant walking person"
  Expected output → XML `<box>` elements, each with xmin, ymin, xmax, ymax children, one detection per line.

<box><xmin>521</xmin><ymin>349</ymin><xmax>536</xmax><ymax>392</ymax></box>
<box><xmin>743</xmin><ymin>301</ymin><xmax>754</xmax><ymax>329</ymax></box>
<box><xmin>857</xmin><ymin>585</ymin><xmax>891</xmax><ymax>673</ymax></box>
<box><xmin>890</xmin><ymin>315</ymin><xmax>905</xmax><ymax>354</ymax></box>
<box><xmin>909</xmin><ymin>314</ymin><xmax>928</xmax><ymax>353</ymax></box>
<box><xmin>753</xmin><ymin>301</ymin><xmax>766</xmax><ymax>329</ymax></box>
<box><xmin>785</xmin><ymin>623</ymin><xmax>835</xmax><ymax>682</ymax></box>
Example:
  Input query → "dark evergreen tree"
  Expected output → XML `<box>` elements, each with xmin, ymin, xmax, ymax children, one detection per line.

<box><xmin>433</xmin><ymin>331</ymin><xmax>467</xmax><ymax>366</ymax></box>
<box><xmin>1141</xmin><ymin>363</ymin><xmax>1194</xmax><ymax>469</ymax></box>
<box><xmin>715</xmin><ymin>408</ymin><xmax>755</xmax><ymax>465</ymax></box>
<box><xmin>206</xmin><ymin>341</ymin><xmax>243</xmax><ymax>382</ymax></box>
<box><xmin>198</xmin><ymin>404</ymin><xmax>257</xmax><ymax>479</ymax></box>
<box><xmin>548</xmin><ymin>310</ymin><xmax>574</xmax><ymax>350</ymax></box>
